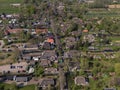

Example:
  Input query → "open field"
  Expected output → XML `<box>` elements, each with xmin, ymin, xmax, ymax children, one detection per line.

<box><xmin>0</xmin><ymin>0</ymin><xmax>23</xmax><ymax>14</ymax></box>
<box><xmin>0</xmin><ymin>83</ymin><xmax>36</xmax><ymax>90</ymax></box>
<box><xmin>19</xmin><ymin>85</ymin><xmax>36</xmax><ymax>90</ymax></box>
<box><xmin>110</xmin><ymin>36</ymin><xmax>120</xmax><ymax>43</ymax></box>
<box><xmin>85</xmin><ymin>8</ymin><xmax>120</xmax><ymax>18</ymax></box>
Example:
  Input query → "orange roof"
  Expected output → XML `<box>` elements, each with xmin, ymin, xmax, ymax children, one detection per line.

<box><xmin>83</xmin><ymin>30</ymin><xmax>88</xmax><ymax>33</ymax></box>
<box><xmin>47</xmin><ymin>38</ymin><xmax>54</xmax><ymax>43</ymax></box>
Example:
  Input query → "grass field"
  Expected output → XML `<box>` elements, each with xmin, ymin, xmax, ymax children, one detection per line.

<box><xmin>0</xmin><ymin>0</ymin><xmax>23</xmax><ymax>14</ymax></box>
<box><xmin>110</xmin><ymin>36</ymin><xmax>120</xmax><ymax>43</ymax></box>
<box><xmin>19</xmin><ymin>85</ymin><xmax>36</xmax><ymax>90</ymax></box>
<box><xmin>0</xmin><ymin>83</ymin><xmax>36</xmax><ymax>90</ymax></box>
<box><xmin>85</xmin><ymin>8</ymin><xmax>120</xmax><ymax>18</ymax></box>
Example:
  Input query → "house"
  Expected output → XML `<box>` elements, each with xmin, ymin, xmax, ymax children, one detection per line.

<box><xmin>46</xmin><ymin>32</ymin><xmax>54</xmax><ymax>39</ymax></box>
<box><xmin>35</xmin><ymin>29</ymin><xmax>48</xmax><ymax>34</ymax></box>
<box><xmin>83</xmin><ymin>34</ymin><xmax>95</xmax><ymax>43</ymax></box>
<box><xmin>39</xmin><ymin>78</ymin><xmax>55</xmax><ymax>89</ymax></box>
<box><xmin>42</xmin><ymin>42</ymin><xmax>51</xmax><ymax>50</ymax></box>
<box><xmin>15</xmin><ymin>76</ymin><xmax>28</xmax><ymax>82</ymax></box>
<box><xmin>64</xmin><ymin>37</ymin><xmax>76</xmax><ymax>49</ymax></box>
<box><xmin>33</xmin><ymin>57</ymin><xmax>40</xmax><ymax>61</ymax></box>
<box><xmin>23</xmin><ymin>44</ymin><xmax>39</xmax><ymax>51</ymax></box>
<box><xmin>22</xmin><ymin>51</ymin><xmax>43</xmax><ymax>61</ymax></box>
<box><xmin>44</xmin><ymin>68</ymin><xmax>58</xmax><ymax>75</ymax></box>
<box><xmin>39</xmin><ymin>59</ymin><xmax>51</xmax><ymax>67</ymax></box>
<box><xmin>30</xmin><ymin>29</ymin><xmax>36</xmax><ymax>35</ymax></box>
<box><xmin>5</xmin><ymin>75</ymin><xmax>14</xmax><ymax>81</ymax></box>
<box><xmin>0</xmin><ymin>62</ymin><xmax>28</xmax><ymax>74</ymax></box>
<box><xmin>46</xmin><ymin>38</ymin><xmax>54</xmax><ymax>44</ymax></box>
<box><xmin>82</xmin><ymin>29</ymin><xmax>88</xmax><ymax>33</ymax></box>
<box><xmin>64</xmin><ymin>50</ymin><xmax>81</xmax><ymax>58</ymax></box>
<box><xmin>60</xmin><ymin>23</ymin><xmax>71</xmax><ymax>35</ymax></box>
<box><xmin>22</xmin><ymin>55</ymin><xmax>32</xmax><ymax>60</ymax></box>
<box><xmin>88</xmin><ymin>46</ymin><xmax>98</xmax><ymax>51</ymax></box>
<box><xmin>57</xmin><ymin>2</ymin><xmax>65</xmax><ymax>11</ymax></box>
<box><xmin>74</xmin><ymin>76</ymin><xmax>89</xmax><ymax>86</ymax></box>
<box><xmin>71</xmin><ymin>30</ymin><xmax>82</xmax><ymax>37</ymax></box>
<box><xmin>69</xmin><ymin>61</ymin><xmax>80</xmax><ymax>72</ymax></box>
<box><xmin>115</xmin><ymin>77</ymin><xmax>120</xmax><ymax>86</ymax></box>
<box><xmin>104</xmin><ymin>88</ymin><xmax>116</xmax><ymax>90</ymax></box>
<box><xmin>41</xmin><ymin>50</ymin><xmax>57</xmax><ymax>61</ymax></box>
<box><xmin>0</xmin><ymin>76</ymin><xmax>5</xmax><ymax>82</ymax></box>
<box><xmin>72</xmin><ymin>18</ymin><xmax>83</xmax><ymax>25</ymax></box>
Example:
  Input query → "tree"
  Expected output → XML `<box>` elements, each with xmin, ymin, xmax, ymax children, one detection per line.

<box><xmin>70</xmin><ymin>23</ymin><xmax>78</xmax><ymax>31</ymax></box>
<box><xmin>0</xmin><ymin>29</ymin><xmax>4</xmax><ymax>39</ymax></box>
<box><xmin>34</xmin><ymin>64</ymin><xmax>44</xmax><ymax>77</ymax></box>
<box><xmin>0</xmin><ymin>84</ymin><xmax>4</xmax><ymax>90</ymax></box>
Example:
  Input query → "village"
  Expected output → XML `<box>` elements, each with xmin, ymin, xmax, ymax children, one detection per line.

<box><xmin>0</xmin><ymin>0</ymin><xmax>120</xmax><ymax>90</ymax></box>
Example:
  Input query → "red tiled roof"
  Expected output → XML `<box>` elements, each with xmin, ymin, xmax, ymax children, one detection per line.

<box><xmin>47</xmin><ymin>38</ymin><xmax>54</xmax><ymax>43</ymax></box>
<box><xmin>83</xmin><ymin>30</ymin><xmax>89</xmax><ymax>33</ymax></box>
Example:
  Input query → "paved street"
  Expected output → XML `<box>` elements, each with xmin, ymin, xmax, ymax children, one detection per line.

<box><xmin>50</xmin><ymin>18</ymin><xmax>65</xmax><ymax>90</ymax></box>
<box><xmin>0</xmin><ymin>40</ymin><xmax>5</xmax><ymax>50</ymax></box>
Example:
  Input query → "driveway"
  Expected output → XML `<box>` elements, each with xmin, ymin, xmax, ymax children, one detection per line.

<box><xmin>0</xmin><ymin>40</ymin><xmax>5</xmax><ymax>50</ymax></box>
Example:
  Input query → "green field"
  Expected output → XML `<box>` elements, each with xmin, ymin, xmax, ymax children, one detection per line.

<box><xmin>19</xmin><ymin>85</ymin><xmax>36</xmax><ymax>90</ymax></box>
<box><xmin>85</xmin><ymin>9</ymin><xmax>120</xmax><ymax>18</ymax></box>
<box><xmin>0</xmin><ymin>0</ymin><xmax>23</xmax><ymax>14</ymax></box>
<box><xmin>0</xmin><ymin>83</ymin><xmax>36</xmax><ymax>90</ymax></box>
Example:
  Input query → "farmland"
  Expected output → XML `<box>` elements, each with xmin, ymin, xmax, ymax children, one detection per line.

<box><xmin>0</xmin><ymin>0</ymin><xmax>23</xmax><ymax>14</ymax></box>
<box><xmin>85</xmin><ymin>8</ymin><xmax>120</xmax><ymax>18</ymax></box>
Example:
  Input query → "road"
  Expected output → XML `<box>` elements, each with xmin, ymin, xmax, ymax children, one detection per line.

<box><xmin>50</xmin><ymin>18</ymin><xmax>65</xmax><ymax>90</ymax></box>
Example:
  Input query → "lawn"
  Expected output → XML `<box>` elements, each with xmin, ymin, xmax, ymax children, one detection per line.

<box><xmin>111</xmin><ymin>36</ymin><xmax>120</xmax><ymax>43</ymax></box>
<box><xmin>0</xmin><ymin>0</ymin><xmax>23</xmax><ymax>14</ymax></box>
<box><xmin>0</xmin><ymin>83</ymin><xmax>36</xmax><ymax>90</ymax></box>
<box><xmin>0</xmin><ymin>83</ymin><xmax>17</xmax><ymax>90</ymax></box>
<box><xmin>0</xmin><ymin>52</ymin><xmax>15</xmax><ymax>65</ymax></box>
<box><xmin>19</xmin><ymin>85</ymin><xmax>36</xmax><ymax>90</ymax></box>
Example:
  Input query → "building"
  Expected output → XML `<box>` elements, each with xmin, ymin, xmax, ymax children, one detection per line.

<box><xmin>0</xmin><ymin>62</ymin><xmax>28</xmax><ymax>74</ymax></box>
<box><xmin>74</xmin><ymin>76</ymin><xmax>89</xmax><ymax>86</ymax></box>
<box><xmin>39</xmin><ymin>78</ymin><xmax>55</xmax><ymax>89</ymax></box>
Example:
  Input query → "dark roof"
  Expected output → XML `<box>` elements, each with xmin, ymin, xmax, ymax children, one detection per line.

<box><xmin>43</xmin><ymin>50</ymin><xmax>56</xmax><ymax>57</ymax></box>
<box><xmin>41</xmin><ymin>50</ymin><xmax>57</xmax><ymax>60</ymax></box>
<box><xmin>43</xmin><ymin>42</ymin><xmax>51</xmax><ymax>50</ymax></box>
<box><xmin>64</xmin><ymin>50</ymin><xmax>81</xmax><ymax>58</ymax></box>
<box><xmin>69</xmin><ymin>61</ymin><xmax>80</xmax><ymax>70</ymax></box>
<box><xmin>74</xmin><ymin>76</ymin><xmax>88</xmax><ymax>86</ymax></box>
<box><xmin>40</xmin><ymin>59</ymin><xmax>51</xmax><ymax>67</ymax></box>
<box><xmin>39</xmin><ymin>78</ymin><xmax>55</xmax><ymax>87</ymax></box>
<box><xmin>115</xmin><ymin>77</ymin><xmax>120</xmax><ymax>85</ymax></box>
<box><xmin>5</xmin><ymin>75</ymin><xmax>14</xmax><ymax>80</ymax></box>
<box><xmin>104</xmin><ymin>88</ymin><xmax>116</xmax><ymax>90</ymax></box>
<box><xmin>44</xmin><ymin>68</ymin><xmax>58</xmax><ymax>74</ymax></box>
<box><xmin>16</xmin><ymin>76</ymin><xmax>28</xmax><ymax>82</ymax></box>
<box><xmin>0</xmin><ymin>76</ymin><xmax>5</xmax><ymax>82</ymax></box>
